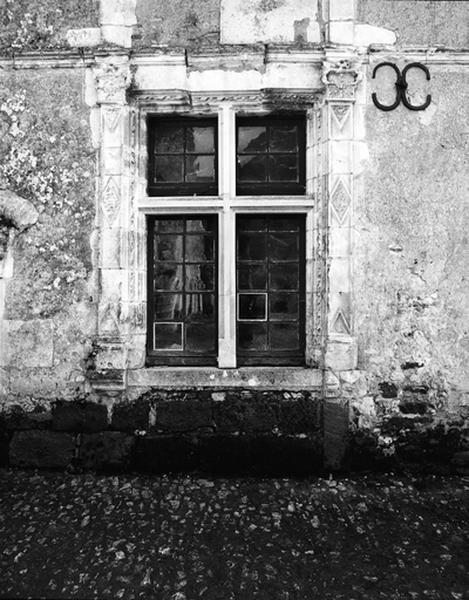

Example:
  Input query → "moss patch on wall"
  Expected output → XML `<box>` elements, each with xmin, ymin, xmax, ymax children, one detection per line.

<box><xmin>134</xmin><ymin>0</ymin><xmax>220</xmax><ymax>48</ymax></box>
<box><xmin>0</xmin><ymin>0</ymin><xmax>99</xmax><ymax>54</ymax></box>
<box><xmin>357</xmin><ymin>0</ymin><xmax>469</xmax><ymax>48</ymax></box>
<box><xmin>0</xmin><ymin>68</ymin><xmax>96</xmax><ymax>399</ymax></box>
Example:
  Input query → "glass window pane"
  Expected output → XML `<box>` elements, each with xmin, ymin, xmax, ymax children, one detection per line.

<box><xmin>269</xmin><ymin>233</ymin><xmax>298</xmax><ymax>260</ymax></box>
<box><xmin>237</xmin><ymin>216</ymin><xmax>267</xmax><ymax>232</ymax></box>
<box><xmin>185</xmin><ymin>235</ymin><xmax>214</xmax><ymax>261</ymax></box>
<box><xmin>270</xmin><ymin>264</ymin><xmax>299</xmax><ymax>290</ymax></box>
<box><xmin>238</xmin><ymin>293</ymin><xmax>267</xmax><ymax>320</ymax></box>
<box><xmin>185</xmin><ymin>293</ymin><xmax>215</xmax><ymax>321</ymax></box>
<box><xmin>238</xmin><ymin>155</ymin><xmax>267</xmax><ymax>182</ymax></box>
<box><xmin>155</xmin><ymin>293</ymin><xmax>184</xmax><ymax>320</ymax></box>
<box><xmin>154</xmin><ymin>155</ymin><xmax>184</xmax><ymax>183</ymax></box>
<box><xmin>155</xmin><ymin>235</ymin><xmax>183</xmax><ymax>262</ymax></box>
<box><xmin>186</xmin><ymin>323</ymin><xmax>216</xmax><ymax>352</ymax></box>
<box><xmin>270</xmin><ymin>293</ymin><xmax>298</xmax><ymax>320</ymax></box>
<box><xmin>269</xmin><ymin>217</ymin><xmax>300</xmax><ymax>232</ymax></box>
<box><xmin>154</xmin><ymin>219</ymin><xmax>184</xmax><ymax>233</ymax></box>
<box><xmin>269</xmin><ymin>154</ymin><xmax>298</xmax><ymax>182</ymax></box>
<box><xmin>186</xmin><ymin>127</ymin><xmax>215</xmax><ymax>153</ymax></box>
<box><xmin>154</xmin><ymin>264</ymin><xmax>183</xmax><ymax>291</ymax></box>
<box><xmin>269</xmin><ymin>125</ymin><xmax>298</xmax><ymax>151</ymax></box>
<box><xmin>238</xmin><ymin>323</ymin><xmax>267</xmax><ymax>351</ymax></box>
<box><xmin>238</xmin><ymin>264</ymin><xmax>267</xmax><ymax>290</ymax></box>
<box><xmin>153</xmin><ymin>323</ymin><xmax>183</xmax><ymax>350</ymax></box>
<box><xmin>185</xmin><ymin>264</ymin><xmax>214</xmax><ymax>291</ymax></box>
<box><xmin>185</xmin><ymin>156</ymin><xmax>215</xmax><ymax>182</ymax></box>
<box><xmin>238</xmin><ymin>233</ymin><xmax>266</xmax><ymax>261</ymax></box>
<box><xmin>270</xmin><ymin>323</ymin><xmax>299</xmax><ymax>350</ymax></box>
<box><xmin>238</xmin><ymin>126</ymin><xmax>267</xmax><ymax>153</ymax></box>
<box><xmin>186</xmin><ymin>218</ymin><xmax>216</xmax><ymax>233</ymax></box>
<box><xmin>154</xmin><ymin>125</ymin><xmax>184</xmax><ymax>152</ymax></box>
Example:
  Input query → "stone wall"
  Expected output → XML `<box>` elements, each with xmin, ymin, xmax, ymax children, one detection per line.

<box><xmin>0</xmin><ymin>0</ymin><xmax>100</xmax><ymax>53</ymax></box>
<box><xmin>346</xmin><ymin>62</ymin><xmax>469</xmax><ymax>469</ymax></box>
<box><xmin>357</xmin><ymin>0</ymin><xmax>469</xmax><ymax>48</ymax></box>
<box><xmin>1</xmin><ymin>390</ymin><xmax>322</xmax><ymax>475</ymax></box>
<box><xmin>0</xmin><ymin>0</ymin><xmax>468</xmax><ymax>474</ymax></box>
<box><xmin>0</xmin><ymin>68</ymin><xmax>96</xmax><ymax>399</ymax></box>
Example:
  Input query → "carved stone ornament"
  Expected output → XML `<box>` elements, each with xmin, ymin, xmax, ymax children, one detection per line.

<box><xmin>333</xmin><ymin>309</ymin><xmax>350</xmax><ymax>335</ymax></box>
<box><xmin>322</xmin><ymin>59</ymin><xmax>362</xmax><ymax>100</ymax></box>
<box><xmin>331</xmin><ymin>179</ymin><xmax>351</xmax><ymax>223</ymax></box>
<box><xmin>94</xmin><ymin>60</ymin><xmax>132</xmax><ymax>105</ymax></box>
<box><xmin>331</xmin><ymin>103</ymin><xmax>351</xmax><ymax>128</ymax></box>
<box><xmin>102</xmin><ymin>176</ymin><xmax>121</xmax><ymax>224</ymax></box>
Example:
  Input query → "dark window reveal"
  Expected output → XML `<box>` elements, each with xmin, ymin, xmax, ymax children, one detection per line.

<box><xmin>148</xmin><ymin>118</ymin><xmax>218</xmax><ymax>196</ymax></box>
<box><xmin>147</xmin><ymin>215</ymin><xmax>218</xmax><ymax>365</ymax></box>
<box><xmin>236</xmin><ymin>117</ymin><xmax>306</xmax><ymax>195</ymax></box>
<box><xmin>236</xmin><ymin>214</ymin><xmax>305</xmax><ymax>365</ymax></box>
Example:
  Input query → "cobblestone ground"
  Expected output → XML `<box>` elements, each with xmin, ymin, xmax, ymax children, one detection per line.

<box><xmin>0</xmin><ymin>470</ymin><xmax>468</xmax><ymax>600</ymax></box>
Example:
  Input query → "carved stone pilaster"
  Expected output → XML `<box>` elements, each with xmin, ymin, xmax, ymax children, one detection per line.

<box><xmin>321</xmin><ymin>56</ymin><xmax>362</xmax><ymax>371</ymax></box>
<box><xmin>90</xmin><ymin>57</ymin><xmax>134</xmax><ymax>393</ymax></box>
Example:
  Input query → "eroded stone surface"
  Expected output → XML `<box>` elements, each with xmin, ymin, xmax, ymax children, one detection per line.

<box><xmin>9</xmin><ymin>430</ymin><xmax>75</xmax><ymax>468</ymax></box>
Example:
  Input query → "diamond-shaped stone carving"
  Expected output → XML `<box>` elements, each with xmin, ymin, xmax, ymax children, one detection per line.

<box><xmin>331</xmin><ymin>103</ymin><xmax>350</xmax><ymax>128</ymax></box>
<box><xmin>331</xmin><ymin>179</ymin><xmax>351</xmax><ymax>223</ymax></box>
<box><xmin>333</xmin><ymin>310</ymin><xmax>350</xmax><ymax>334</ymax></box>
<box><xmin>102</xmin><ymin>176</ymin><xmax>121</xmax><ymax>224</ymax></box>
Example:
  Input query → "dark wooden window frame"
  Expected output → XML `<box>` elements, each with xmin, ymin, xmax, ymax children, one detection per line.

<box><xmin>147</xmin><ymin>116</ymin><xmax>218</xmax><ymax>197</ymax></box>
<box><xmin>236</xmin><ymin>115</ymin><xmax>306</xmax><ymax>196</ymax></box>
<box><xmin>236</xmin><ymin>214</ymin><xmax>306</xmax><ymax>366</ymax></box>
<box><xmin>146</xmin><ymin>215</ymin><xmax>218</xmax><ymax>366</ymax></box>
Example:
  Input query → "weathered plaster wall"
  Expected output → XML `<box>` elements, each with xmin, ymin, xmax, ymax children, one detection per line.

<box><xmin>349</xmin><ymin>64</ymin><xmax>469</xmax><ymax>466</ymax></box>
<box><xmin>357</xmin><ymin>0</ymin><xmax>469</xmax><ymax>48</ymax></box>
<box><xmin>0</xmin><ymin>68</ymin><xmax>96</xmax><ymax>399</ymax></box>
<box><xmin>134</xmin><ymin>0</ymin><xmax>220</xmax><ymax>48</ymax></box>
<box><xmin>0</xmin><ymin>0</ymin><xmax>99</xmax><ymax>53</ymax></box>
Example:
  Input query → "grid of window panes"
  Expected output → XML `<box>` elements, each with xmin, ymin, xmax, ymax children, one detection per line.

<box><xmin>147</xmin><ymin>216</ymin><xmax>217</xmax><ymax>365</ymax></box>
<box><xmin>147</xmin><ymin>118</ymin><xmax>217</xmax><ymax>196</ymax></box>
<box><xmin>236</xmin><ymin>117</ymin><xmax>306</xmax><ymax>195</ymax></box>
<box><xmin>236</xmin><ymin>215</ymin><xmax>305</xmax><ymax>365</ymax></box>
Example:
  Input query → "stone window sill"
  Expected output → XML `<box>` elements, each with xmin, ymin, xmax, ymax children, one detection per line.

<box><xmin>127</xmin><ymin>366</ymin><xmax>324</xmax><ymax>390</ymax></box>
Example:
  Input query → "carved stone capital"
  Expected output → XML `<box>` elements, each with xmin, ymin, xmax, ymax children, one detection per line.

<box><xmin>322</xmin><ymin>59</ymin><xmax>362</xmax><ymax>100</ymax></box>
<box><xmin>94</xmin><ymin>59</ymin><xmax>132</xmax><ymax>105</ymax></box>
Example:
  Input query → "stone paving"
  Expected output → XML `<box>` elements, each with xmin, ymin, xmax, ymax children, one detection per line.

<box><xmin>0</xmin><ymin>469</ymin><xmax>468</xmax><ymax>599</ymax></box>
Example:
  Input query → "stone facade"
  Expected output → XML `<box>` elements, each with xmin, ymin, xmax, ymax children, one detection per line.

<box><xmin>0</xmin><ymin>0</ymin><xmax>468</xmax><ymax>473</ymax></box>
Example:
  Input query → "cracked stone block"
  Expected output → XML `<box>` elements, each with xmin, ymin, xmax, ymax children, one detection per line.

<box><xmin>79</xmin><ymin>432</ymin><xmax>134</xmax><ymax>470</ymax></box>
<box><xmin>9</xmin><ymin>431</ymin><xmax>76</xmax><ymax>469</ymax></box>
<box><xmin>52</xmin><ymin>401</ymin><xmax>108</xmax><ymax>432</ymax></box>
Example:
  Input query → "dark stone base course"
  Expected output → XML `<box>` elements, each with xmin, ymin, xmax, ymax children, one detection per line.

<box><xmin>79</xmin><ymin>432</ymin><xmax>135</xmax><ymax>471</ymax></box>
<box><xmin>133</xmin><ymin>434</ymin><xmax>323</xmax><ymax>476</ymax></box>
<box><xmin>9</xmin><ymin>431</ymin><xmax>76</xmax><ymax>469</ymax></box>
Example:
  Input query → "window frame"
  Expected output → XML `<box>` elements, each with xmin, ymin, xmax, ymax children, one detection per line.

<box><xmin>236</xmin><ymin>213</ymin><xmax>306</xmax><ymax>366</ymax></box>
<box><xmin>146</xmin><ymin>214</ymin><xmax>219</xmax><ymax>366</ymax></box>
<box><xmin>236</xmin><ymin>115</ymin><xmax>306</xmax><ymax>196</ymax></box>
<box><xmin>141</xmin><ymin>105</ymin><xmax>315</xmax><ymax>369</ymax></box>
<box><xmin>147</xmin><ymin>116</ymin><xmax>219</xmax><ymax>197</ymax></box>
